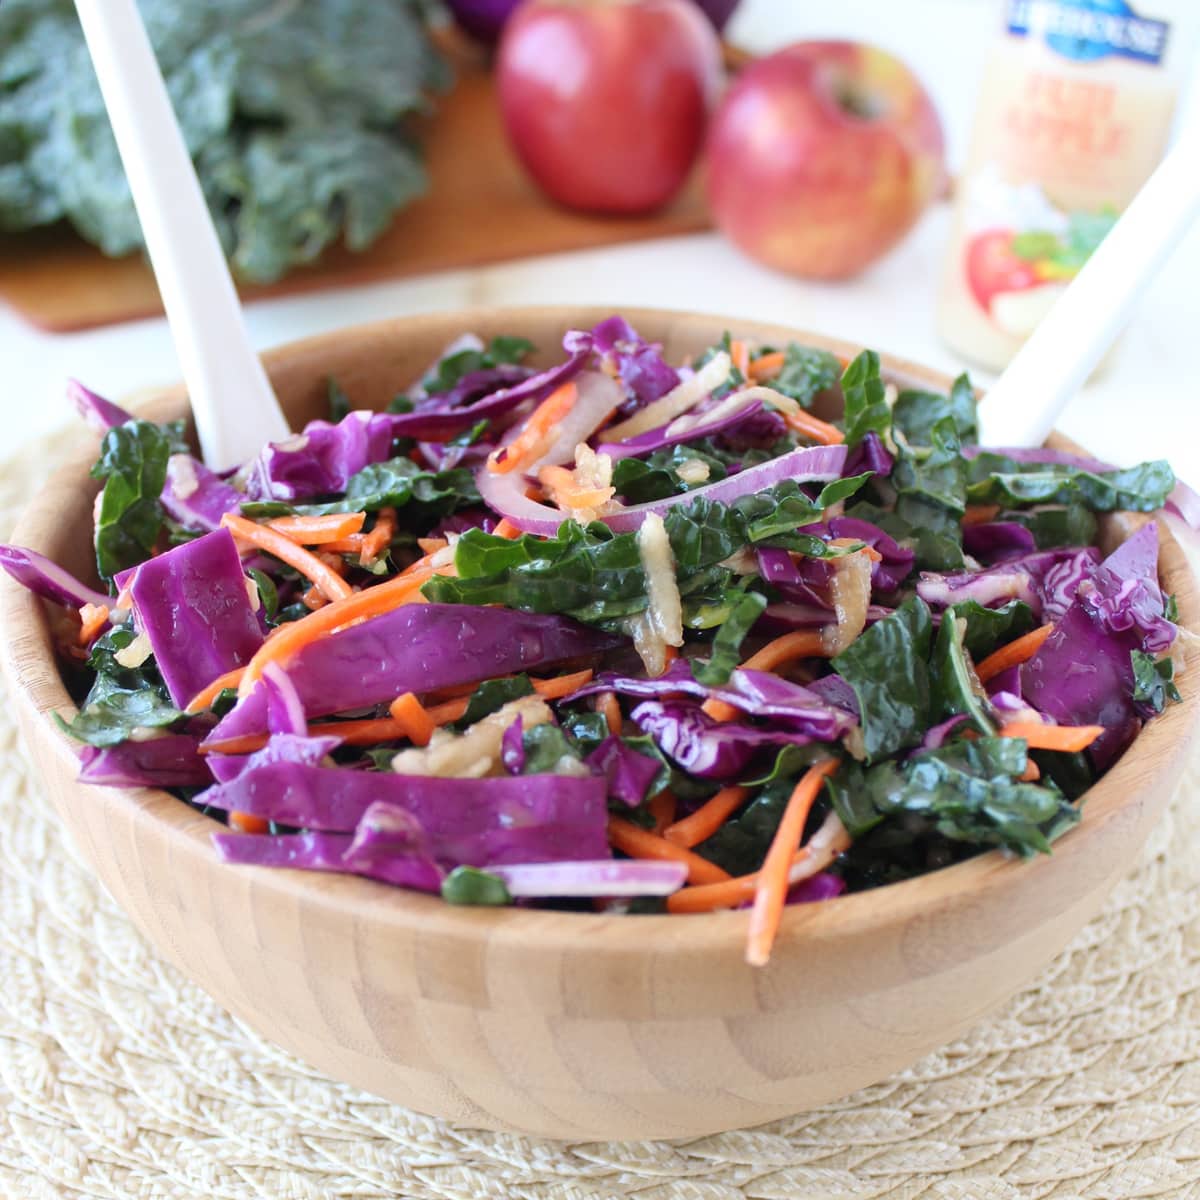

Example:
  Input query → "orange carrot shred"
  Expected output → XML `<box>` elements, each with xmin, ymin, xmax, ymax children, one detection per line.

<box><xmin>748</xmin><ymin>351</ymin><xmax>786</xmax><ymax>381</ymax></box>
<box><xmin>266</xmin><ymin>512</ymin><xmax>366</xmax><ymax>544</ymax></box>
<box><xmin>667</xmin><ymin>849</ymin><xmax>815</xmax><ymax>914</ymax></box>
<box><xmin>745</xmin><ymin>759</ymin><xmax>839</xmax><ymax>967</ymax></box>
<box><xmin>185</xmin><ymin>665</ymin><xmax>249</xmax><ymax>714</ymax></box>
<box><xmin>416</xmin><ymin>537</ymin><xmax>449</xmax><ymax>555</ymax></box>
<box><xmin>597</xmin><ymin>690</ymin><xmax>622</xmax><ymax>736</ymax></box>
<box><xmin>648</xmin><ymin>790</ymin><xmax>677</xmax><ymax>835</ymax></box>
<box><xmin>781</xmin><ymin>408</ymin><xmax>845</xmax><ymax>446</ymax></box>
<box><xmin>493</xmin><ymin>518</ymin><xmax>522</xmax><ymax>539</ymax></box>
<box><xmin>388</xmin><ymin>692</ymin><xmax>436</xmax><ymax>747</ymax></box>
<box><xmin>729</xmin><ymin>340</ymin><xmax>751</xmax><ymax>379</ymax></box>
<box><xmin>607</xmin><ymin>817</ymin><xmax>732</xmax><ymax>886</ymax></box>
<box><xmin>228</xmin><ymin>811</ymin><xmax>270</xmax><ymax>834</ymax></box>
<box><xmin>359</xmin><ymin>508</ymin><xmax>397</xmax><ymax>565</ymax></box>
<box><xmin>77</xmin><ymin>602</ymin><xmax>110</xmax><ymax>647</ymax></box>
<box><xmin>702</xmin><ymin>631</ymin><xmax>828</xmax><ymax>722</ymax></box>
<box><xmin>486</xmin><ymin>382</ymin><xmax>578</xmax><ymax>474</ymax></box>
<box><xmin>222</xmin><ymin>514</ymin><xmax>353</xmax><ymax>604</ymax></box>
<box><xmin>962</xmin><ymin>504</ymin><xmax>1002</xmax><ymax>526</ymax></box>
<box><xmin>1000</xmin><ymin>721</ymin><xmax>1105</xmax><ymax>753</ymax></box>
<box><xmin>1020</xmin><ymin>758</ymin><xmax>1041</xmax><ymax>782</ymax></box>
<box><xmin>530</xmin><ymin>668</ymin><xmax>594</xmax><ymax>699</ymax></box>
<box><xmin>663</xmin><ymin>786</ymin><xmax>749</xmax><ymax>848</ymax></box>
<box><xmin>975</xmin><ymin>624</ymin><xmax>1055</xmax><ymax>683</ymax></box>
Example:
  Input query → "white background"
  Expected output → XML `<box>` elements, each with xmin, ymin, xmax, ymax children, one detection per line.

<box><xmin>0</xmin><ymin>0</ymin><xmax>1197</xmax><ymax>480</ymax></box>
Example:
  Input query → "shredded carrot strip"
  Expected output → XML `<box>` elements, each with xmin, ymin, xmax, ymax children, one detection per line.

<box><xmin>1020</xmin><ymin>758</ymin><xmax>1041</xmax><ymax>782</ymax></box>
<box><xmin>266</xmin><ymin>512</ymin><xmax>366</xmax><ymax>544</ymax></box>
<box><xmin>975</xmin><ymin>624</ymin><xmax>1055</xmax><ymax>683</ymax></box>
<box><xmin>185</xmin><ymin>666</ymin><xmax>249</xmax><ymax>714</ymax></box>
<box><xmin>1000</xmin><ymin>722</ymin><xmax>1105</xmax><ymax>753</ymax></box>
<box><xmin>781</xmin><ymin>408</ymin><xmax>845</xmax><ymax>446</ymax></box>
<box><xmin>236</xmin><ymin>559</ymin><xmax>444</xmax><ymax>696</ymax></box>
<box><xmin>222</xmin><ymin>514</ymin><xmax>353</xmax><ymax>604</ymax></box>
<box><xmin>360</xmin><ymin>507</ymin><xmax>397</xmax><ymax>564</ymax></box>
<box><xmin>416</xmin><ymin>537</ymin><xmax>449</xmax><ymax>555</ymax></box>
<box><xmin>77</xmin><ymin>602</ymin><xmax>110</xmax><ymax>646</ymax></box>
<box><xmin>486</xmin><ymin>382</ymin><xmax>578</xmax><ymax>474</ymax></box>
<box><xmin>538</xmin><ymin>464</ymin><xmax>614</xmax><ymax>511</ymax></box>
<box><xmin>389</xmin><ymin>692</ymin><xmax>436</xmax><ymax>747</ymax></box>
<box><xmin>530</xmin><ymin>668</ymin><xmax>594</xmax><ymax>699</ymax></box>
<box><xmin>748</xmin><ymin>351</ymin><xmax>785</xmax><ymax>381</ymax></box>
<box><xmin>597</xmin><ymin>691</ymin><xmax>622</xmax><ymax>736</ymax></box>
<box><xmin>663</xmin><ymin>786</ymin><xmax>749</xmax><ymax>848</ymax></box>
<box><xmin>666</xmin><ymin>848</ymin><xmax>813</xmax><ymax>914</ymax></box>
<box><xmin>300</xmin><ymin>584</ymin><xmax>328</xmax><ymax>611</ymax></box>
<box><xmin>701</xmin><ymin>631</ymin><xmax>828</xmax><ymax>721</ymax></box>
<box><xmin>746</xmin><ymin>759</ymin><xmax>839</xmax><ymax>967</ymax></box>
<box><xmin>648</xmin><ymin>790</ymin><xmax>677</xmax><ymax>835</ymax></box>
<box><xmin>228</xmin><ymin>811</ymin><xmax>270</xmax><ymax>834</ymax></box>
<box><xmin>493</xmin><ymin>518</ymin><xmax>522</xmax><ymax>539</ymax></box>
<box><xmin>729</xmin><ymin>340</ymin><xmax>751</xmax><ymax>379</ymax></box>
<box><xmin>607</xmin><ymin>817</ymin><xmax>732</xmax><ymax>886</ymax></box>
<box><xmin>962</xmin><ymin>504</ymin><xmax>1002</xmax><ymax>526</ymax></box>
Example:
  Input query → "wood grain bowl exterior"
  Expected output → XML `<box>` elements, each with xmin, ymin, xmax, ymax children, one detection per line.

<box><xmin>1</xmin><ymin>308</ymin><xmax>1196</xmax><ymax>1140</ymax></box>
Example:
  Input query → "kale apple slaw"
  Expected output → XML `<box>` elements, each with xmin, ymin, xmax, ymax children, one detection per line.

<box><xmin>1</xmin><ymin>317</ymin><xmax>1187</xmax><ymax>967</ymax></box>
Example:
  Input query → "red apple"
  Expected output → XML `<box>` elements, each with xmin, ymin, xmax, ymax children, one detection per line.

<box><xmin>964</xmin><ymin>229</ymin><xmax>1040</xmax><ymax>311</ymax></box>
<box><xmin>497</xmin><ymin>0</ymin><xmax>722</xmax><ymax>215</ymax></box>
<box><xmin>706</xmin><ymin>41</ymin><xmax>946</xmax><ymax>279</ymax></box>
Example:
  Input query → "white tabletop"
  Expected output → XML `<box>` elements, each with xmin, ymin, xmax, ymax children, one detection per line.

<box><xmin>1</xmin><ymin>0</ymin><xmax>1197</xmax><ymax>483</ymax></box>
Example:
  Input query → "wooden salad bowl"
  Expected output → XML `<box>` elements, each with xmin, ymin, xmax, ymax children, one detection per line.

<box><xmin>2</xmin><ymin>307</ymin><xmax>1197</xmax><ymax>1140</ymax></box>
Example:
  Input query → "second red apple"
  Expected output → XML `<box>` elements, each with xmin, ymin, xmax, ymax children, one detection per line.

<box><xmin>706</xmin><ymin>42</ymin><xmax>946</xmax><ymax>279</ymax></box>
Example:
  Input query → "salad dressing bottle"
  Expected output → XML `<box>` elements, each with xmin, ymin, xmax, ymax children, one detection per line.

<box><xmin>937</xmin><ymin>0</ymin><xmax>1198</xmax><ymax>372</ymax></box>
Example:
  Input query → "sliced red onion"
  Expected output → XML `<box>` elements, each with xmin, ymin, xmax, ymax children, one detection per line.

<box><xmin>262</xmin><ymin>663</ymin><xmax>308</xmax><ymax>738</ymax></box>
<box><xmin>597</xmin><ymin>393</ymin><xmax>764</xmax><ymax>461</ymax></box>
<box><xmin>1167</xmin><ymin>480</ymin><xmax>1200</xmax><ymax>530</ymax></box>
<box><xmin>0</xmin><ymin>544</ymin><xmax>112</xmax><ymax>611</ymax></box>
<box><xmin>477</xmin><ymin>442</ymin><xmax>848</xmax><ymax>535</ymax></box>
<box><xmin>78</xmin><ymin>734</ymin><xmax>213</xmax><ymax>789</ymax></box>
<box><xmin>527</xmin><ymin>370</ymin><xmax>624</xmax><ymax>470</ymax></box>
<box><xmin>489</xmin><ymin>859</ymin><xmax>687</xmax><ymax>898</ymax></box>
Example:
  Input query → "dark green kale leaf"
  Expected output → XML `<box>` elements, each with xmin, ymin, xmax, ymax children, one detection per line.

<box><xmin>452</xmin><ymin>675</ymin><xmax>534</xmax><ymax>730</ymax></box>
<box><xmin>892</xmin><ymin>416</ymin><xmax>967</xmax><ymax>570</ymax></box>
<box><xmin>441</xmin><ymin>867</ymin><xmax>511</xmax><ymax>906</ymax></box>
<box><xmin>693</xmin><ymin>777</ymin><xmax>793</xmax><ymax>876</ymax></box>
<box><xmin>966</xmin><ymin>454</ymin><xmax>1175</xmax><ymax>511</ymax></box>
<box><xmin>692</xmin><ymin>592</ymin><xmax>767</xmax><ymax>686</ymax></box>
<box><xmin>840</xmin><ymin>350</ymin><xmax>891</xmax><ymax>449</ymax></box>
<box><xmin>892</xmin><ymin>373</ymin><xmax>978</xmax><ymax>446</ymax></box>
<box><xmin>91</xmin><ymin>419</ymin><xmax>187</xmax><ymax>580</ymax></box>
<box><xmin>1131</xmin><ymin>650</ymin><xmax>1181</xmax><ymax>716</ymax></box>
<box><xmin>768</xmin><ymin>342</ymin><xmax>842</xmax><ymax>408</ymax></box>
<box><xmin>828</xmin><ymin>739</ymin><xmax>1076</xmax><ymax>858</ymax></box>
<box><xmin>55</xmin><ymin>627</ymin><xmax>182</xmax><ymax>747</ymax></box>
<box><xmin>694</xmin><ymin>332</ymin><xmax>745</xmax><ymax>399</ymax></box>
<box><xmin>831</xmin><ymin>597</ymin><xmax>933</xmax><ymax>763</ymax></box>
<box><xmin>422</xmin><ymin>335</ymin><xmax>535</xmax><ymax>394</ymax></box>
<box><xmin>611</xmin><ymin>443</ymin><xmax>729</xmax><ymax>504</ymax></box>
<box><xmin>930</xmin><ymin>610</ymin><xmax>995</xmax><ymax>734</ymax></box>
<box><xmin>947</xmin><ymin>599</ymin><xmax>1036</xmax><ymax>661</ymax></box>
<box><xmin>996</xmin><ymin>505</ymin><xmax>1098</xmax><ymax>549</ymax></box>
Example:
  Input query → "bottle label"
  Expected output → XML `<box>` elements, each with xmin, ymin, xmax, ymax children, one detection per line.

<box><xmin>1007</xmin><ymin>0</ymin><xmax>1170</xmax><ymax>65</ymax></box>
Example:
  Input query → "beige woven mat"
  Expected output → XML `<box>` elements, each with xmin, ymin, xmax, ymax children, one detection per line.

<box><xmin>2</xmin><ymin>439</ymin><xmax>1200</xmax><ymax>1200</ymax></box>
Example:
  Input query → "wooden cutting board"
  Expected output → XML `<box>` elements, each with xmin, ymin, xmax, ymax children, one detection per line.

<box><xmin>0</xmin><ymin>41</ymin><xmax>711</xmax><ymax>333</ymax></box>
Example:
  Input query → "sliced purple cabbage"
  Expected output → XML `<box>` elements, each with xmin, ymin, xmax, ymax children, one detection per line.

<box><xmin>962</xmin><ymin>521</ymin><xmax>1038</xmax><ymax>564</ymax></box>
<box><xmin>597</xmin><ymin>396</ymin><xmax>766</xmax><ymax>461</ymax></box>
<box><xmin>1023</xmin><ymin>524</ymin><xmax>1173</xmax><ymax>770</ymax></box>
<box><xmin>247</xmin><ymin>409</ymin><xmax>396</xmax><ymax>502</ymax></box>
<box><xmin>757</xmin><ymin>546</ymin><xmax>831</xmax><ymax>609</ymax></box>
<box><xmin>631</xmin><ymin>700</ymin><xmax>830</xmax><ymax>779</ymax></box>
<box><xmin>430</xmin><ymin>509</ymin><xmax>497</xmax><ymax>538</ymax></box>
<box><xmin>797</xmin><ymin>517</ymin><xmax>915</xmax><ymax>592</ymax></box>
<box><xmin>343</xmin><ymin>801</ymin><xmax>445</xmax><ymax>891</ymax></box>
<box><xmin>0</xmin><ymin>544</ymin><xmax>111</xmax><ymax>611</ymax></box>
<box><xmin>917</xmin><ymin>546</ymin><xmax>1100</xmax><ymax>622</ymax></box>
<box><xmin>584</xmin><ymin>736</ymin><xmax>663</xmax><ymax>806</ymax></box>
<box><xmin>207</xmin><ymin>604</ymin><xmax>622</xmax><ymax>744</ymax></box>
<box><xmin>389</xmin><ymin>331</ymin><xmax>593</xmax><ymax>445</ymax></box>
<box><xmin>161</xmin><ymin>455</ymin><xmax>244</xmax><ymax>532</ymax></box>
<box><xmin>591</xmin><ymin>316</ymin><xmax>679</xmax><ymax>409</ymax></box>
<box><xmin>787</xmin><ymin>872</ymin><xmax>846</xmax><ymax>906</ymax></box>
<box><xmin>68</xmin><ymin>379</ymin><xmax>133</xmax><ymax>433</ymax></box>
<box><xmin>206</xmin><ymin>733</ymin><xmax>342</xmax><ymax>785</ymax></box>
<box><xmin>262</xmin><ymin>664</ymin><xmax>307</xmax><ymax>737</ymax></box>
<box><xmin>490</xmin><ymin>859</ymin><xmax>687</xmax><ymax>898</ymax></box>
<box><xmin>757</xmin><ymin>602</ymin><xmax>833</xmax><ymax>632</ymax></box>
<box><xmin>199</xmin><ymin>764</ymin><xmax>610</xmax><ymax>863</ymax></box>
<box><xmin>1167</xmin><ymin>480</ymin><xmax>1200</xmax><ymax>530</ymax></box>
<box><xmin>568</xmin><ymin>659</ymin><xmax>856</xmax><ymax>741</ymax></box>
<box><xmin>77</xmin><ymin>734</ymin><xmax>212</xmax><ymax>788</ymax></box>
<box><xmin>919</xmin><ymin>715</ymin><xmax>971</xmax><ymax>751</ymax></box>
<box><xmin>805</xmin><ymin>673</ymin><xmax>861</xmax><ymax>718</ymax></box>
<box><xmin>125</xmin><ymin>528</ymin><xmax>263</xmax><ymax>708</ymax></box>
<box><xmin>501</xmin><ymin>715</ymin><xmax>525</xmax><ymax>774</ymax></box>
<box><xmin>843</xmin><ymin>431</ymin><xmax>894</xmax><ymax>480</ymax></box>
<box><xmin>212</xmin><ymin>828</ymin><xmax>444</xmax><ymax>893</ymax></box>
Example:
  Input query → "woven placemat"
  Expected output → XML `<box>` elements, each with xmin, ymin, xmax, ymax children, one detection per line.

<box><xmin>2</xmin><ymin>439</ymin><xmax>1199</xmax><ymax>1200</ymax></box>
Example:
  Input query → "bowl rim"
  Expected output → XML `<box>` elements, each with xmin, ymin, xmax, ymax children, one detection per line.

<box><xmin>3</xmin><ymin>304</ymin><xmax>1198</xmax><ymax>963</ymax></box>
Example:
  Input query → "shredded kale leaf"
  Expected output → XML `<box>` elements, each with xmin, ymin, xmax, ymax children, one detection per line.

<box><xmin>893</xmin><ymin>374</ymin><xmax>978</xmax><ymax>446</ymax></box>
<box><xmin>766</xmin><ymin>342</ymin><xmax>842</xmax><ymax>408</ymax></box>
<box><xmin>0</xmin><ymin>0</ymin><xmax>446</xmax><ymax>282</ymax></box>
<box><xmin>422</xmin><ymin>336</ymin><xmax>535</xmax><ymax>394</ymax></box>
<box><xmin>965</xmin><ymin>454</ymin><xmax>1175</xmax><ymax>511</ymax></box>
<box><xmin>1131</xmin><ymin>650</ymin><xmax>1181</xmax><ymax>716</ymax></box>
<box><xmin>840</xmin><ymin>350</ymin><xmax>891</xmax><ymax>450</ymax></box>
